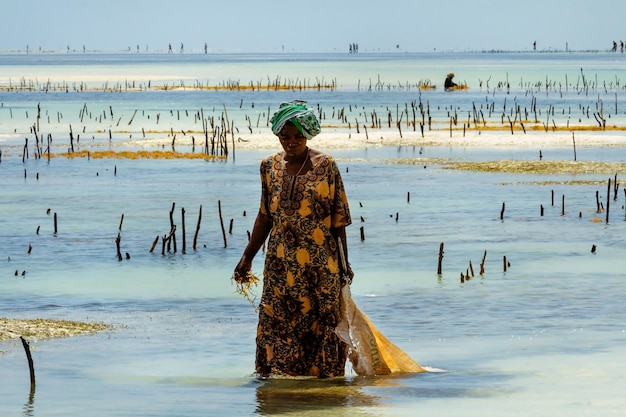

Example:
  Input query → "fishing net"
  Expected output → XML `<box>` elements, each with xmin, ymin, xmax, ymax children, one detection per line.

<box><xmin>335</xmin><ymin>284</ymin><xmax>426</xmax><ymax>376</ymax></box>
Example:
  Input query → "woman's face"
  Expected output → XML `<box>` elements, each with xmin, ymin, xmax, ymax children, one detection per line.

<box><xmin>278</xmin><ymin>122</ymin><xmax>308</xmax><ymax>158</ymax></box>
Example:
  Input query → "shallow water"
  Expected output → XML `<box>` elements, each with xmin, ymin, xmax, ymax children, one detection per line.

<box><xmin>3</xmin><ymin>146</ymin><xmax>626</xmax><ymax>416</ymax></box>
<box><xmin>2</xmin><ymin>52</ymin><xmax>626</xmax><ymax>416</ymax></box>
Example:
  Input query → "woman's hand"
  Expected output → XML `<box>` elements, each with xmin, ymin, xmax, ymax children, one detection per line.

<box><xmin>234</xmin><ymin>256</ymin><xmax>252</xmax><ymax>283</ymax></box>
<box><xmin>341</xmin><ymin>262</ymin><xmax>354</xmax><ymax>285</ymax></box>
<box><xmin>233</xmin><ymin>212</ymin><xmax>270</xmax><ymax>282</ymax></box>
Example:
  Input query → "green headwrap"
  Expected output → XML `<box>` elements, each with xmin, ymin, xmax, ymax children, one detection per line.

<box><xmin>270</xmin><ymin>100</ymin><xmax>321</xmax><ymax>140</ymax></box>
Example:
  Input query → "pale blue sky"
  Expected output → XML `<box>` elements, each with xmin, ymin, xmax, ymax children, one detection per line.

<box><xmin>1</xmin><ymin>0</ymin><xmax>624</xmax><ymax>53</ymax></box>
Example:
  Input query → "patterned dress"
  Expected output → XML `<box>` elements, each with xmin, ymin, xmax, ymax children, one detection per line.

<box><xmin>255</xmin><ymin>151</ymin><xmax>352</xmax><ymax>377</ymax></box>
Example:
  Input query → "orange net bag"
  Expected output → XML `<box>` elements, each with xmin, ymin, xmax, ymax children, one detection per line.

<box><xmin>335</xmin><ymin>284</ymin><xmax>426</xmax><ymax>376</ymax></box>
<box><xmin>335</xmin><ymin>238</ymin><xmax>425</xmax><ymax>376</ymax></box>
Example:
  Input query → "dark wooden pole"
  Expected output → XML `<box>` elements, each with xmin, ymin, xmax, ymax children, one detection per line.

<box><xmin>115</xmin><ymin>234</ymin><xmax>122</xmax><ymax>261</ymax></box>
<box><xmin>116</xmin><ymin>213</ymin><xmax>124</xmax><ymax>261</ymax></box>
<box><xmin>169</xmin><ymin>203</ymin><xmax>177</xmax><ymax>253</ymax></box>
<box><xmin>479</xmin><ymin>250</ymin><xmax>487</xmax><ymax>275</ymax></box>
<box><xmin>218</xmin><ymin>200</ymin><xmax>227</xmax><ymax>248</ymax></box>
<box><xmin>181</xmin><ymin>207</ymin><xmax>186</xmax><ymax>254</ymax></box>
<box><xmin>20</xmin><ymin>336</ymin><xmax>36</xmax><ymax>389</ymax></box>
<box><xmin>193</xmin><ymin>205</ymin><xmax>202</xmax><ymax>251</ymax></box>
<box><xmin>149</xmin><ymin>235</ymin><xmax>159</xmax><ymax>253</ymax></box>
<box><xmin>437</xmin><ymin>242</ymin><xmax>444</xmax><ymax>275</ymax></box>
<box><xmin>606</xmin><ymin>178</ymin><xmax>611</xmax><ymax>224</ymax></box>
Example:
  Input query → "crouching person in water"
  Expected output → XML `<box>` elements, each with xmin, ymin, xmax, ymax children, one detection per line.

<box><xmin>233</xmin><ymin>100</ymin><xmax>354</xmax><ymax>378</ymax></box>
<box><xmin>444</xmin><ymin>72</ymin><xmax>458</xmax><ymax>91</ymax></box>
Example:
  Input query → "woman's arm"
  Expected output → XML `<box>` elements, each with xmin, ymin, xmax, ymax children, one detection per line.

<box><xmin>234</xmin><ymin>211</ymin><xmax>272</xmax><ymax>278</ymax></box>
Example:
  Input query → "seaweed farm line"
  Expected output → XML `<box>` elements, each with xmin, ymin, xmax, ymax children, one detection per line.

<box><xmin>2</xmin><ymin>52</ymin><xmax>626</xmax><ymax>158</ymax></box>
<box><xmin>2</xmin><ymin>90</ymin><xmax>625</xmax><ymax>160</ymax></box>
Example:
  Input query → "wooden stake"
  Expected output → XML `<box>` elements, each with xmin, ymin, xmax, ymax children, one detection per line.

<box><xmin>479</xmin><ymin>250</ymin><xmax>487</xmax><ymax>275</ymax></box>
<box><xmin>606</xmin><ymin>178</ymin><xmax>611</xmax><ymax>224</ymax></box>
<box><xmin>127</xmin><ymin>109</ymin><xmax>137</xmax><ymax>125</ymax></box>
<box><xmin>181</xmin><ymin>207</ymin><xmax>186</xmax><ymax>254</ymax></box>
<box><xmin>115</xmin><ymin>234</ymin><xmax>122</xmax><ymax>261</ymax></box>
<box><xmin>169</xmin><ymin>203</ymin><xmax>177</xmax><ymax>253</ymax></box>
<box><xmin>437</xmin><ymin>242</ymin><xmax>444</xmax><ymax>275</ymax></box>
<box><xmin>218</xmin><ymin>200</ymin><xmax>227</xmax><ymax>248</ymax></box>
<box><xmin>193</xmin><ymin>205</ymin><xmax>202</xmax><ymax>251</ymax></box>
<box><xmin>115</xmin><ymin>213</ymin><xmax>124</xmax><ymax>261</ymax></box>
<box><xmin>149</xmin><ymin>236</ymin><xmax>159</xmax><ymax>253</ymax></box>
<box><xmin>20</xmin><ymin>336</ymin><xmax>36</xmax><ymax>389</ymax></box>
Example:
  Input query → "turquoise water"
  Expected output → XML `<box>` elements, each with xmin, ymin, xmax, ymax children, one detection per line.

<box><xmin>2</xmin><ymin>52</ymin><xmax>626</xmax><ymax>416</ymax></box>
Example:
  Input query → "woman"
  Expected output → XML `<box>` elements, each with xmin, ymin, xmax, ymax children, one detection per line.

<box><xmin>234</xmin><ymin>100</ymin><xmax>353</xmax><ymax>378</ymax></box>
<box><xmin>444</xmin><ymin>72</ymin><xmax>458</xmax><ymax>90</ymax></box>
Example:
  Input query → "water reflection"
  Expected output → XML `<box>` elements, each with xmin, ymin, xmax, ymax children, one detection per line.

<box><xmin>254</xmin><ymin>377</ymin><xmax>381</xmax><ymax>416</ymax></box>
<box><xmin>22</xmin><ymin>386</ymin><xmax>35</xmax><ymax>417</ymax></box>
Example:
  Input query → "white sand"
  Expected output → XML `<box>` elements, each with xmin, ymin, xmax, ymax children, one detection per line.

<box><xmin>158</xmin><ymin>128</ymin><xmax>626</xmax><ymax>151</ymax></box>
<box><xmin>5</xmin><ymin>120</ymin><xmax>626</xmax><ymax>154</ymax></box>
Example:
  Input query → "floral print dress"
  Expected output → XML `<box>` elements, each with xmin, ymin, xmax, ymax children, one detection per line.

<box><xmin>255</xmin><ymin>151</ymin><xmax>352</xmax><ymax>377</ymax></box>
